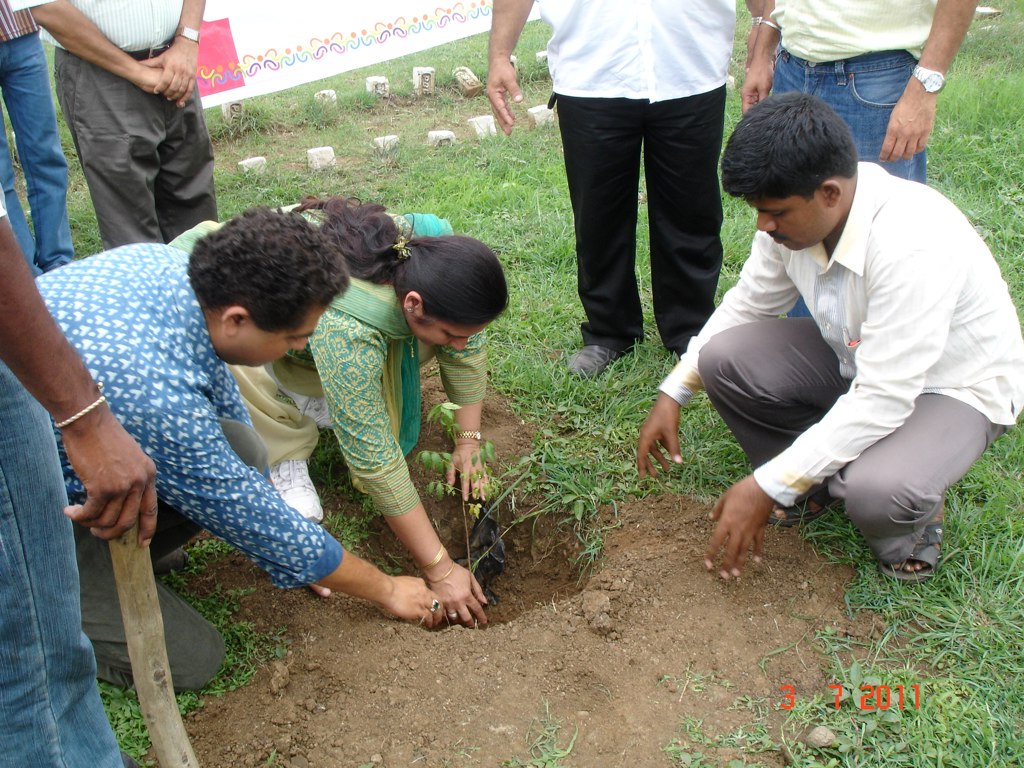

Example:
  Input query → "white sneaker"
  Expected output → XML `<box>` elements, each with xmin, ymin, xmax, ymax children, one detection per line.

<box><xmin>279</xmin><ymin>385</ymin><xmax>333</xmax><ymax>429</ymax></box>
<box><xmin>270</xmin><ymin>460</ymin><xmax>324</xmax><ymax>523</ymax></box>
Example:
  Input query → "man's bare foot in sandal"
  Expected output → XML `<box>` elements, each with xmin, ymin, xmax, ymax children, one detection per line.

<box><xmin>769</xmin><ymin>487</ymin><xmax>838</xmax><ymax>527</ymax></box>
<box><xmin>879</xmin><ymin>508</ymin><xmax>944</xmax><ymax>583</ymax></box>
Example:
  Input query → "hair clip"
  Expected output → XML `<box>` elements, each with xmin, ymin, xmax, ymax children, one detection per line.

<box><xmin>393</xmin><ymin>236</ymin><xmax>411</xmax><ymax>261</ymax></box>
<box><xmin>302</xmin><ymin>207</ymin><xmax>328</xmax><ymax>224</ymax></box>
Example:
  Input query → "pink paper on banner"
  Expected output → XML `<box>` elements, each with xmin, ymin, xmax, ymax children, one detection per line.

<box><xmin>197</xmin><ymin>18</ymin><xmax>246</xmax><ymax>98</ymax></box>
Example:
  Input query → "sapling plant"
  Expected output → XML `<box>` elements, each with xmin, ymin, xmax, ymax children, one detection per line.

<box><xmin>417</xmin><ymin>402</ymin><xmax>498</xmax><ymax>570</ymax></box>
<box><xmin>418</xmin><ymin>402</ymin><xmax>497</xmax><ymax>504</ymax></box>
<box><xmin>417</xmin><ymin>403</ymin><xmax>534</xmax><ymax>602</ymax></box>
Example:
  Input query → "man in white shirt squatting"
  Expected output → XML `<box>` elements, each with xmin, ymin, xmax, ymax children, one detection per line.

<box><xmin>637</xmin><ymin>93</ymin><xmax>1024</xmax><ymax>584</ymax></box>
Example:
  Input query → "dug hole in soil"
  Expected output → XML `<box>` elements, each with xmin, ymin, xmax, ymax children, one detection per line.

<box><xmin>182</xmin><ymin>371</ymin><xmax>869</xmax><ymax>767</ymax></box>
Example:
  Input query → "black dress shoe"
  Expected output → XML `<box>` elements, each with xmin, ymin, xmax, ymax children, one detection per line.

<box><xmin>152</xmin><ymin>547</ymin><xmax>189</xmax><ymax>575</ymax></box>
<box><xmin>121</xmin><ymin>752</ymin><xmax>140</xmax><ymax>768</ymax></box>
<box><xmin>566</xmin><ymin>345</ymin><xmax>624</xmax><ymax>378</ymax></box>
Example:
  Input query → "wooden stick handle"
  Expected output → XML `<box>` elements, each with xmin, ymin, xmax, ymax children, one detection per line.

<box><xmin>109</xmin><ymin>525</ymin><xmax>200</xmax><ymax>767</ymax></box>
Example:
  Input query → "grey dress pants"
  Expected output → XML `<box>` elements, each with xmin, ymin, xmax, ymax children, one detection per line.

<box><xmin>697</xmin><ymin>318</ymin><xmax>1006</xmax><ymax>564</ymax></box>
<box><xmin>75</xmin><ymin>419</ymin><xmax>268</xmax><ymax>692</ymax></box>
<box><xmin>53</xmin><ymin>48</ymin><xmax>218</xmax><ymax>249</ymax></box>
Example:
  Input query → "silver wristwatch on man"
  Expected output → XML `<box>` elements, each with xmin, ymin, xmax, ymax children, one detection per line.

<box><xmin>177</xmin><ymin>25</ymin><xmax>201</xmax><ymax>43</ymax></box>
<box><xmin>912</xmin><ymin>65</ymin><xmax>946</xmax><ymax>93</ymax></box>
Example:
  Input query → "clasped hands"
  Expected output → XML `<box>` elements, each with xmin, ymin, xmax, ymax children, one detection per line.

<box><xmin>134</xmin><ymin>39</ymin><xmax>199</xmax><ymax>107</ymax></box>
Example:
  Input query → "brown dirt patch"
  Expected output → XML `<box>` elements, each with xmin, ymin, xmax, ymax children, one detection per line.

<box><xmin>181</xmin><ymin>372</ymin><xmax>859</xmax><ymax>767</ymax></box>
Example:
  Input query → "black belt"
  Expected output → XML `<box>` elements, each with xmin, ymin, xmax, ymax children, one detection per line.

<box><xmin>124</xmin><ymin>41</ymin><xmax>173</xmax><ymax>61</ymax></box>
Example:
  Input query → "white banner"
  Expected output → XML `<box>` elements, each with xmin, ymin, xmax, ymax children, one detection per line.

<box><xmin>198</xmin><ymin>0</ymin><xmax>530</xmax><ymax>107</ymax></box>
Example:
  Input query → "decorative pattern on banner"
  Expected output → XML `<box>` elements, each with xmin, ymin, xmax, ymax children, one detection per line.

<box><xmin>198</xmin><ymin>17</ymin><xmax>245</xmax><ymax>98</ymax></box>
<box><xmin>197</xmin><ymin>1</ymin><xmax>520</xmax><ymax>107</ymax></box>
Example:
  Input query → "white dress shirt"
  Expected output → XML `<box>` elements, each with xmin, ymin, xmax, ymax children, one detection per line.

<box><xmin>661</xmin><ymin>163</ymin><xmax>1024</xmax><ymax>506</ymax></box>
<box><xmin>42</xmin><ymin>0</ymin><xmax>183</xmax><ymax>51</ymax></box>
<box><xmin>538</xmin><ymin>0</ymin><xmax>735</xmax><ymax>102</ymax></box>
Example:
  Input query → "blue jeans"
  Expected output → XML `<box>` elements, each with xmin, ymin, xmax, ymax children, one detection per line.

<box><xmin>0</xmin><ymin>361</ymin><xmax>124</xmax><ymax>767</ymax></box>
<box><xmin>774</xmin><ymin>49</ymin><xmax>925</xmax><ymax>318</ymax></box>
<box><xmin>774</xmin><ymin>48</ymin><xmax>926</xmax><ymax>183</ymax></box>
<box><xmin>0</xmin><ymin>32</ymin><xmax>74</xmax><ymax>274</ymax></box>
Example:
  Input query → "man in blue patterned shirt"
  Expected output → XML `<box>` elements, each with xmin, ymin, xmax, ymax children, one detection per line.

<box><xmin>37</xmin><ymin>207</ymin><xmax>447</xmax><ymax>691</ymax></box>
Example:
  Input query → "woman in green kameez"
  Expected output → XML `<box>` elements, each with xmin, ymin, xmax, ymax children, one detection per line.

<box><xmin>296</xmin><ymin>197</ymin><xmax>508</xmax><ymax>627</ymax></box>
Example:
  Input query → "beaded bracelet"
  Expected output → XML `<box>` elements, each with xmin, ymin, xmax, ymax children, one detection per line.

<box><xmin>55</xmin><ymin>385</ymin><xmax>107</xmax><ymax>429</ymax></box>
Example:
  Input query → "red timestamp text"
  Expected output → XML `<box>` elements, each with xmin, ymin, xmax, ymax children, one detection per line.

<box><xmin>778</xmin><ymin>684</ymin><xmax>922</xmax><ymax>711</ymax></box>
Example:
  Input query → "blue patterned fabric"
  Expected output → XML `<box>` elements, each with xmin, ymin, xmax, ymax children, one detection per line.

<box><xmin>36</xmin><ymin>245</ymin><xmax>342</xmax><ymax>588</ymax></box>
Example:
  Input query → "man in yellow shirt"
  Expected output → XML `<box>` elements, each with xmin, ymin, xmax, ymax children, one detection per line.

<box><xmin>743</xmin><ymin>0</ymin><xmax>977</xmax><ymax>183</ymax></box>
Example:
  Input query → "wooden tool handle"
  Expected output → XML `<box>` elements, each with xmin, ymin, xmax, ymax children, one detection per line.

<box><xmin>109</xmin><ymin>526</ymin><xmax>200</xmax><ymax>767</ymax></box>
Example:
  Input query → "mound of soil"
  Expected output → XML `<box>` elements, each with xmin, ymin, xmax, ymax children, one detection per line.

<box><xmin>181</xmin><ymin>375</ymin><xmax>866</xmax><ymax>767</ymax></box>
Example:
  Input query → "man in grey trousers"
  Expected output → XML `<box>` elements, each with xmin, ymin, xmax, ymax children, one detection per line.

<box><xmin>638</xmin><ymin>93</ymin><xmax>1024</xmax><ymax>585</ymax></box>
<box><xmin>33</xmin><ymin>0</ymin><xmax>217</xmax><ymax>248</ymax></box>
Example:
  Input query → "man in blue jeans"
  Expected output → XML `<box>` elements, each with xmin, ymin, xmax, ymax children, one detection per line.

<box><xmin>742</xmin><ymin>0</ymin><xmax>977</xmax><ymax>183</ymax></box>
<box><xmin>741</xmin><ymin>0</ymin><xmax>977</xmax><ymax>316</ymax></box>
<box><xmin>0</xmin><ymin>0</ymin><xmax>74</xmax><ymax>274</ymax></box>
<box><xmin>0</xmin><ymin>203</ymin><xmax>157</xmax><ymax>764</ymax></box>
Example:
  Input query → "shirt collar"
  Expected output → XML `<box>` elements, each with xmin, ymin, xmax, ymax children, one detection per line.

<box><xmin>827</xmin><ymin>163</ymin><xmax>884</xmax><ymax>277</ymax></box>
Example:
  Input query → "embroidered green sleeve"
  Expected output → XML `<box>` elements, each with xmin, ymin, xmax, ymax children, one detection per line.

<box><xmin>311</xmin><ymin>311</ymin><xmax>419</xmax><ymax>517</ymax></box>
<box><xmin>437</xmin><ymin>331</ymin><xmax>487</xmax><ymax>405</ymax></box>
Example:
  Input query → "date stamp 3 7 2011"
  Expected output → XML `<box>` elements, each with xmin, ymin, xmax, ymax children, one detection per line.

<box><xmin>779</xmin><ymin>684</ymin><xmax>922</xmax><ymax>711</ymax></box>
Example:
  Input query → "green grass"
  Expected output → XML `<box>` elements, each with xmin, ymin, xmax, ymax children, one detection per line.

<box><xmin>105</xmin><ymin>541</ymin><xmax>288</xmax><ymax>765</ymax></box>
<box><xmin>659</xmin><ymin>673</ymin><xmax>774</xmax><ymax>767</ymax></box>
<box><xmin>33</xmin><ymin>2</ymin><xmax>1024</xmax><ymax>764</ymax></box>
<box><xmin>502</xmin><ymin>702</ymin><xmax>579</xmax><ymax>768</ymax></box>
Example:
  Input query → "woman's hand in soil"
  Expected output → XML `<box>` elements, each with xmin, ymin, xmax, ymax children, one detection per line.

<box><xmin>430</xmin><ymin>562</ymin><xmax>489</xmax><ymax>627</ymax></box>
<box><xmin>704</xmin><ymin>475</ymin><xmax>774</xmax><ymax>580</ymax></box>
<box><xmin>637</xmin><ymin>393</ymin><xmax>683</xmax><ymax>478</ymax></box>
<box><xmin>448</xmin><ymin>440</ymin><xmax>489</xmax><ymax>501</ymax></box>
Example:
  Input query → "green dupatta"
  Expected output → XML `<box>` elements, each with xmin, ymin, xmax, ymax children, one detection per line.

<box><xmin>327</xmin><ymin>212</ymin><xmax>453</xmax><ymax>456</ymax></box>
<box><xmin>329</xmin><ymin>280</ymin><xmax>421</xmax><ymax>455</ymax></box>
